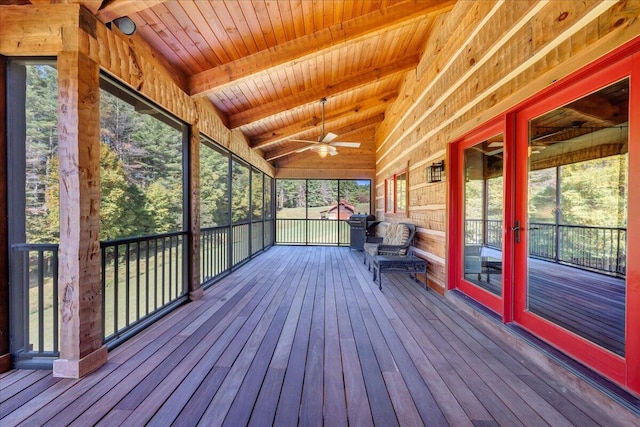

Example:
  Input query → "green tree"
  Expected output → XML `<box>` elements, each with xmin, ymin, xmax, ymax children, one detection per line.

<box><xmin>100</xmin><ymin>143</ymin><xmax>153</xmax><ymax>239</ymax></box>
<box><xmin>25</xmin><ymin>65</ymin><xmax>59</xmax><ymax>243</ymax></box>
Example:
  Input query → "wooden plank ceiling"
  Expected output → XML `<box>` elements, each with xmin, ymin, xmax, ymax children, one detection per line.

<box><xmin>88</xmin><ymin>0</ymin><xmax>456</xmax><ymax>169</ymax></box>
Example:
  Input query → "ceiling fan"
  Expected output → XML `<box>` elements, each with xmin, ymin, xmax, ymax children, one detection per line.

<box><xmin>291</xmin><ymin>98</ymin><xmax>361</xmax><ymax>158</ymax></box>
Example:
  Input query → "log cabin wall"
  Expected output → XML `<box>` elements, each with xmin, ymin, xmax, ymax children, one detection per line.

<box><xmin>0</xmin><ymin>54</ymin><xmax>9</xmax><ymax>373</ymax></box>
<box><xmin>374</xmin><ymin>0</ymin><xmax>640</xmax><ymax>293</ymax></box>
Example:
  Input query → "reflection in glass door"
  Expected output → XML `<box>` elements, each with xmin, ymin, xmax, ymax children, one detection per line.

<box><xmin>526</xmin><ymin>79</ymin><xmax>628</xmax><ymax>357</ymax></box>
<box><xmin>463</xmin><ymin>134</ymin><xmax>504</xmax><ymax>297</ymax></box>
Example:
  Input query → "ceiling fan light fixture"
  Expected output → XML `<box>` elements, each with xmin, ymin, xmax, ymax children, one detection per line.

<box><xmin>313</xmin><ymin>144</ymin><xmax>330</xmax><ymax>158</ymax></box>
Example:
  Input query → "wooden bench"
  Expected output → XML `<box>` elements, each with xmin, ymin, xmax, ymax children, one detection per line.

<box><xmin>372</xmin><ymin>252</ymin><xmax>427</xmax><ymax>290</ymax></box>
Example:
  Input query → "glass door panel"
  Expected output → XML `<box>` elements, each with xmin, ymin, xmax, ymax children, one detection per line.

<box><xmin>526</xmin><ymin>79</ymin><xmax>628</xmax><ymax>356</ymax></box>
<box><xmin>463</xmin><ymin>134</ymin><xmax>504</xmax><ymax>297</ymax></box>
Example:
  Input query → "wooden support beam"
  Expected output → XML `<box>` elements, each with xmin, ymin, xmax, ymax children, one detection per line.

<box><xmin>0</xmin><ymin>4</ymin><xmax>80</xmax><ymax>55</ymax></box>
<box><xmin>0</xmin><ymin>54</ymin><xmax>9</xmax><ymax>374</ymax></box>
<box><xmin>252</xmin><ymin>93</ymin><xmax>395</xmax><ymax>149</ymax></box>
<box><xmin>188</xmin><ymin>126</ymin><xmax>202</xmax><ymax>301</ymax></box>
<box><xmin>189</xmin><ymin>0</ymin><xmax>455</xmax><ymax>97</ymax></box>
<box><xmin>53</xmin><ymin>50</ymin><xmax>107</xmax><ymax>379</ymax></box>
<box><xmin>96</xmin><ymin>0</ymin><xmax>167</xmax><ymax>22</ymax></box>
<box><xmin>228</xmin><ymin>53</ymin><xmax>419</xmax><ymax>129</ymax></box>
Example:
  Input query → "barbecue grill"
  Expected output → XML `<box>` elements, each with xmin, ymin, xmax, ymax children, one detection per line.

<box><xmin>347</xmin><ymin>214</ymin><xmax>378</xmax><ymax>250</ymax></box>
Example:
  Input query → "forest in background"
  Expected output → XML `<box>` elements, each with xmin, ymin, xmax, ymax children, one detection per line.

<box><xmin>24</xmin><ymin>65</ymin><xmax>184</xmax><ymax>243</ymax></box>
<box><xmin>23</xmin><ymin>65</ymin><xmax>271</xmax><ymax>245</ymax></box>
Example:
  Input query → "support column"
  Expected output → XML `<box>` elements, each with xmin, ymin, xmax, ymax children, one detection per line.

<box><xmin>0</xmin><ymin>55</ymin><xmax>10</xmax><ymax>373</ymax></box>
<box><xmin>189</xmin><ymin>126</ymin><xmax>203</xmax><ymax>300</ymax></box>
<box><xmin>53</xmin><ymin>50</ymin><xmax>106</xmax><ymax>378</ymax></box>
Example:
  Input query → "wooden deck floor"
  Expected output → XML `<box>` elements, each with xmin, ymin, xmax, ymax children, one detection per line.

<box><xmin>465</xmin><ymin>250</ymin><xmax>625</xmax><ymax>356</ymax></box>
<box><xmin>1</xmin><ymin>246</ymin><xmax>637</xmax><ymax>426</ymax></box>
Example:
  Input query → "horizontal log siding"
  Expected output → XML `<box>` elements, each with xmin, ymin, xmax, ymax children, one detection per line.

<box><xmin>375</xmin><ymin>0</ymin><xmax>640</xmax><ymax>292</ymax></box>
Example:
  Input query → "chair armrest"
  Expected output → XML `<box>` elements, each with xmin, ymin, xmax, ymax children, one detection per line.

<box><xmin>366</xmin><ymin>236</ymin><xmax>383</xmax><ymax>244</ymax></box>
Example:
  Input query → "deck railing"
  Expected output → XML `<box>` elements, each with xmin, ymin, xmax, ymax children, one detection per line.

<box><xmin>466</xmin><ymin>219</ymin><xmax>626</xmax><ymax>276</ymax></box>
<box><xmin>101</xmin><ymin>231</ymin><xmax>188</xmax><ymax>347</ymax></box>
<box><xmin>10</xmin><ymin>243</ymin><xmax>59</xmax><ymax>363</ymax></box>
<box><xmin>201</xmin><ymin>226</ymin><xmax>230</xmax><ymax>286</ymax></box>
<box><xmin>12</xmin><ymin>219</ymin><xmax>274</xmax><ymax>366</ymax></box>
<box><xmin>276</xmin><ymin>219</ymin><xmax>350</xmax><ymax>245</ymax></box>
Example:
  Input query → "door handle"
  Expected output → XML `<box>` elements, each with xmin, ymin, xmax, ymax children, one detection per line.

<box><xmin>512</xmin><ymin>220</ymin><xmax>521</xmax><ymax>243</ymax></box>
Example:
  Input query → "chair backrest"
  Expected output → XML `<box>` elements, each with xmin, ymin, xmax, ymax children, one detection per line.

<box><xmin>382</xmin><ymin>222</ymin><xmax>415</xmax><ymax>247</ymax></box>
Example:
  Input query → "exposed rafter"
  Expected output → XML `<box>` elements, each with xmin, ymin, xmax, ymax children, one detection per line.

<box><xmin>251</xmin><ymin>93</ymin><xmax>396</xmax><ymax>149</ymax></box>
<box><xmin>188</xmin><ymin>0</ymin><xmax>455</xmax><ymax>98</ymax></box>
<box><xmin>229</xmin><ymin>53</ymin><xmax>419</xmax><ymax>130</ymax></box>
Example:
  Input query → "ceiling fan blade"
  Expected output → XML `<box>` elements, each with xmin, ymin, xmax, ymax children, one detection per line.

<box><xmin>296</xmin><ymin>145</ymin><xmax>314</xmax><ymax>153</ymax></box>
<box><xmin>289</xmin><ymin>139</ymin><xmax>318</xmax><ymax>144</ymax></box>
<box><xmin>322</xmin><ymin>132</ymin><xmax>338</xmax><ymax>143</ymax></box>
<box><xmin>329</xmin><ymin>147</ymin><xmax>338</xmax><ymax>156</ymax></box>
<box><xmin>330</xmin><ymin>142</ymin><xmax>360</xmax><ymax>148</ymax></box>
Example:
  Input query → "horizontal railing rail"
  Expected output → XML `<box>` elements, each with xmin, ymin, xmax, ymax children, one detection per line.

<box><xmin>275</xmin><ymin>218</ymin><xmax>351</xmax><ymax>246</ymax></box>
<box><xmin>11</xmin><ymin>243</ymin><xmax>60</xmax><ymax>362</ymax></box>
<box><xmin>101</xmin><ymin>231</ymin><xmax>188</xmax><ymax>347</ymax></box>
<box><xmin>465</xmin><ymin>219</ymin><xmax>626</xmax><ymax>276</ymax></box>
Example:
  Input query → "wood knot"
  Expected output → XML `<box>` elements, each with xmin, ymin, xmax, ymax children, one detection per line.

<box><xmin>557</xmin><ymin>11</ymin><xmax>569</xmax><ymax>22</ymax></box>
<box><xmin>614</xmin><ymin>18</ymin><xmax>625</xmax><ymax>28</ymax></box>
<box><xmin>469</xmin><ymin>58</ymin><xmax>476</xmax><ymax>66</ymax></box>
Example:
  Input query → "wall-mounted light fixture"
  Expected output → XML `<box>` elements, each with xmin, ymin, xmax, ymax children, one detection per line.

<box><xmin>427</xmin><ymin>160</ymin><xmax>445</xmax><ymax>183</ymax></box>
<box><xmin>106</xmin><ymin>16</ymin><xmax>137</xmax><ymax>36</ymax></box>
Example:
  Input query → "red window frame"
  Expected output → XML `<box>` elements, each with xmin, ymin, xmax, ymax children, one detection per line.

<box><xmin>385</xmin><ymin>171</ymin><xmax>407</xmax><ymax>214</ymax></box>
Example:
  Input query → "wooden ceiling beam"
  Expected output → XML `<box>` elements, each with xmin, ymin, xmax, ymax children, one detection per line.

<box><xmin>96</xmin><ymin>0</ymin><xmax>167</xmax><ymax>22</ymax></box>
<box><xmin>229</xmin><ymin>53</ymin><xmax>419</xmax><ymax>129</ymax></box>
<box><xmin>29</xmin><ymin>0</ymin><xmax>102</xmax><ymax>14</ymax></box>
<box><xmin>252</xmin><ymin>93</ymin><xmax>395</xmax><ymax>149</ymax></box>
<box><xmin>189</xmin><ymin>0</ymin><xmax>455</xmax><ymax>97</ymax></box>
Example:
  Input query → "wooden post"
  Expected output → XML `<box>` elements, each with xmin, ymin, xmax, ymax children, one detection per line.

<box><xmin>189</xmin><ymin>126</ymin><xmax>203</xmax><ymax>300</ymax></box>
<box><xmin>0</xmin><ymin>54</ymin><xmax>10</xmax><ymax>373</ymax></box>
<box><xmin>53</xmin><ymin>50</ymin><xmax>107</xmax><ymax>378</ymax></box>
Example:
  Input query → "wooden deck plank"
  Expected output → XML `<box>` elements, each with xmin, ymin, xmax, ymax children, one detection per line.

<box><xmin>321</xmin><ymin>248</ymin><xmax>348</xmax><ymax>426</ymax></box>
<box><xmin>272</xmin><ymin>249</ymin><xmax>316</xmax><ymax>426</ymax></box>
<box><xmin>65</xmin><ymin>253</ymin><xmax>281</xmax><ymax>426</ymax></box>
<box><xmin>0</xmin><ymin>369</ymin><xmax>37</xmax><ymax>388</ymax></box>
<box><xmin>2</xmin><ymin>246</ymin><xmax>637</xmax><ymax>427</ymax></box>
<box><xmin>197</xmin><ymin>256</ymin><xmax>302</xmax><ymax>425</ymax></box>
<box><xmin>62</xmin><ymin>282</ymin><xmax>261</xmax><ymax>426</ymax></box>
<box><xmin>341</xmin><ymin>257</ymin><xmax>399</xmax><ymax>427</ymax></box>
<box><xmin>0</xmin><ymin>370</ymin><xmax>50</xmax><ymax>403</ymax></box>
<box><xmin>382</xmin><ymin>370</ymin><xmax>424</xmax><ymax>427</ymax></box>
<box><xmin>247</xmin><ymin>252</ymin><xmax>313</xmax><ymax>425</ymax></box>
<box><xmin>0</xmin><ymin>374</ymin><xmax>61</xmax><ymax>418</ymax></box>
<box><xmin>379</xmin><ymin>276</ymin><xmax>510</xmax><ymax>425</ymax></box>
<box><xmin>222</xmin><ymin>250</ymin><xmax>311</xmax><ymax>427</ymax></box>
<box><xmin>396</xmin><ymin>278</ymin><xmax>576</xmax><ymax>426</ymax></box>
<box><xmin>333</xmin><ymin>252</ymin><xmax>374</xmax><ymax>426</ymax></box>
<box><xmin>345</xmin><ymin>254</ymin><xmax>451</xmax><ymax>426</ymax></box>
<box><xmin>299</xmin><ymin>253</ymin><xmax>326</xmax><ymax>426</ymax></box>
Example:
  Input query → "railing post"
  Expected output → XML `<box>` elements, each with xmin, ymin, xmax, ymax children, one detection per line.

<box><xmin>0</xmin><ymin>54</ymin><xmax>8</xmax><ymax>372</ymax></box>
<box><xmin>188</xmin><ymin>127</ymin><xmax>203</xmax><ymax>300</ymax></box>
